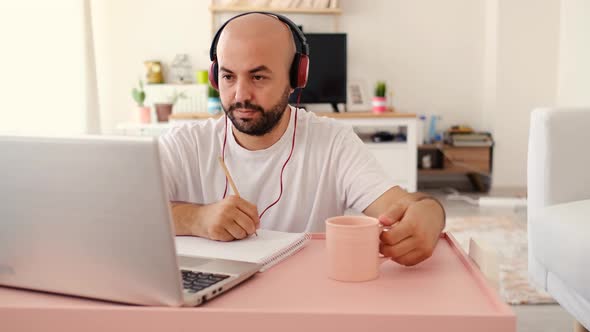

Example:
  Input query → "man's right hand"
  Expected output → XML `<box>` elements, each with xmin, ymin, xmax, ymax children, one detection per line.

<box><xmin>171</xmin><ymin>196</ymin><xmax>260</xmax><ymax>242</ymax></box>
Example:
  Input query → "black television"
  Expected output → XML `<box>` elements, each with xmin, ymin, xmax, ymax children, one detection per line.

<box><xmin>289</xmin><ymin>33</ymin><xmax>347</xmax><ymax>112</ymax></box>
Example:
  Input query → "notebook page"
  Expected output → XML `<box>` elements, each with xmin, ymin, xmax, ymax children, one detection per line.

<box><xmin>175</xmin><ymin>230</ymin><xmax>309</xmax><ymax>270</ymax></box>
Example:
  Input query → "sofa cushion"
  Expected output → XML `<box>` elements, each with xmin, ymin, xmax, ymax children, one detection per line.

<box><xmin>532</xmin><ymin>199</ymin><xmax>590</xmax><ymax>302</ymax></box>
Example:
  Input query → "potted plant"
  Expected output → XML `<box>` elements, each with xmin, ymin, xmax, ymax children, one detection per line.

<box><xmin>372</xmin><ymin>81</ymin><xmax>387</xmax><ymax>114</ymax></box>
<box><xmin>131</xmin><ymin>79</ymin><xmax>151</xmax><ymax>123</ymax></box>
<box><xmin>154</xmin><ymin>90</ymin><xmax>186</xmax><ymax>122</ymax></box>
<box><xmin>207</xmin><ymin>84</ymin><xmax>222</xmax><ymax>115</ymax></box>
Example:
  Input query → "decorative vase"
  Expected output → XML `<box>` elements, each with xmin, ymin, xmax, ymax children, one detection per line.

<box><xmin>207</xmin><ymin>97</ymin><xmax>222</xmax><ymax>115</ymax></box>
<box><xmin>138</xmin><ymin>106</ymin><xmax>151</xmax><ymax>124</ymax></box>
<box><xmin>196</xmin><ymin>70</ymin><xmax>209</xmax><ymax>85</ymax></box>
<box><xmin>372</xmin><ymin>96</ymin><xmax>387</xmax><ymax>114</ymax></box>
<box><xmin>144</xmin><ymin>61</ymin><xmax>164</xmax><ymax>84</ymax></box>
<box><xmin>155</xmin><ymin>103</ymin><xmax>173</xmax><ymax>122</ymax></box>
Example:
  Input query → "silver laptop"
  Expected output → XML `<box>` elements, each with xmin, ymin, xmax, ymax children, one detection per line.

<box><xmin>0</xmin><ymin>135</ymin><xmax>261</xmax><ymax>306</ymax></box>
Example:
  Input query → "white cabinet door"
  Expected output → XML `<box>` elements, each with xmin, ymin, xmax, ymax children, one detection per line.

<box><xmin>366</xmin><ymin>143</ymin><xmax>411</xmax><ymax>189</ymax></box>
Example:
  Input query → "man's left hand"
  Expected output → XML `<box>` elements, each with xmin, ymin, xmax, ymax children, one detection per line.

<box><xmin>378</xmin><ymin>199</ymin><xmax>445</xmax><ymax>266</ymax></box>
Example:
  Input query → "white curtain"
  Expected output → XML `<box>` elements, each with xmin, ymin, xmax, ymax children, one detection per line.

<box><xmin>0</xmin><ymin>0</ymin><xmax>101</xmax><ymax>135</ymax></box>
<box><xmin>83</xmin><ymin>0</ymin><xmax>101</xmax><ymax>134</ymax></box>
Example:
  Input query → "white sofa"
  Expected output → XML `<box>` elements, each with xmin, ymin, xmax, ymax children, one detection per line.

<box><xmin>528</xmin><ymin>108</ymin><xmax>590</xmax><ymax>330</ymax></box>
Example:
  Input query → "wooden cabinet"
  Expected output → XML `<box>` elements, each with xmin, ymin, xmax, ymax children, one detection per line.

<box><xmin>418</xmin><ymin>144</ymin><xmax>493</xmax><ymax>191</ymax></box>
<box><xmin>442</xmin><ymin>146</ymin><xmax>492</xmax><ymax>175</ymax></box>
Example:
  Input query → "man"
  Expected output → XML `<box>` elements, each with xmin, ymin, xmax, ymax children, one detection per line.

<box><xmin>159</xmin><ymin>12</ymin><xmax>445</xmax><ymax>266</ymax></box>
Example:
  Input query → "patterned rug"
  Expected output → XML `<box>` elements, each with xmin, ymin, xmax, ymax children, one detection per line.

<box><xmin>444</xmin><ymin>216</ymin><xmax>555</xmax><ymax>305</ymax></box>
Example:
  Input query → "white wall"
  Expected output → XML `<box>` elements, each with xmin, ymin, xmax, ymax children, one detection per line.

<box><xmin>91</xmin><ymin>0</ymin><xmax>212</xmax><ymax>133</ymax></box>
<box><xmin>557</xmin><ymin>0</ymin><xmax>590</xmax><ymax>106</ymax></box>
<box><xmin>93</xmin><ymin>0</ymin><xmax>486</xmax><ymax>134</ymax></box>
<box><xmin>488</xmin><ymin>0</ymin><xmax>560</xmax><ymax>187</ymax></box>
<box><xmin>340</xmin><ymin>0</ymin><xmax>486</xmax><ymax>131</ymax></box>
<box><xmin>0</xmin><ymin>0</ymin><xmax>87</xmax><ymax>135</ymax></box>
<box><xmin>93</xmin><ymin>0</ymin><xmax>566</xmax><ymax>188</ymax></box>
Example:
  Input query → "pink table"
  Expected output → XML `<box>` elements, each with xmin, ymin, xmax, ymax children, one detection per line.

<box><xmin>0</xmin><ymin>233</ymin><xmax>515</xmax><ymax>332</ymax></box>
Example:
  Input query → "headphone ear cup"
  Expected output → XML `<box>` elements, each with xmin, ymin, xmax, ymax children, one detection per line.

<box><xmin>289</xmin><ymin>53</ymin><xmax>300</xmax><ymax>89</ymax></box>
<box><xmin>209</xmin><ymin>60</ymin><xmax>219</xmax><ymax>90</ymax></box>
<box><xmin>290</xmin><ymin>53</ymin><xmax>309</xmax><ymax>89</ymax></box>
<box><xmin>297</xmin><ymin>54</ymin><xmax>309</xmax><ymax>89</ymax></box>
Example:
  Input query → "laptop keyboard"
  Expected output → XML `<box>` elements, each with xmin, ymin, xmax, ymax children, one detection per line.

<box><xmin>181</xmin><ymin>270</ymin><xmax>231</xmax><ymax>293</ymax></box>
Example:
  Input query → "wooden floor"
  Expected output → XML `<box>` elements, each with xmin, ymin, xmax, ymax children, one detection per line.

<box><xmin>575</xmin><ymin>320</ymin><xmax>589</xmax><ymax>332</ymax></box>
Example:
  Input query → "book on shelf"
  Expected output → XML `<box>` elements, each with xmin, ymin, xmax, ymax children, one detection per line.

<box><xmin>268</xmin><ymin>0</ymin><xmax>291</xmax><ymax>8</ymax></box>
<box><xmin>313</xmin><ymin>0</ymin><xmax>331</xmax><ymax>8</ymax></box>
<box><xmin>449</xmin><ymin>132</ymin><xmax>493</xmax><ymax>147</ymax></box>
<box><xmin>298</xmin><ymin>0</ymin><xmax>314</xmax><ymax>8</ymax></box>
<box><xmin>251</xmin><ymin>0</ymin><xmax>271</xmax><ymax>7</ymax></box>
<box><xmin>215</xmin><ymin>0</ymin><xmax>243</xmax><ymax>6</ymax></box>
<box><xmin>452</xmin><ymin>133</ymin><xmax>491</xmax><ymax>141</ymax></box>
<box><xmin>452</xmin><ymin>140</ymin><xmax>494</xmax><ymax>147</ymax></box>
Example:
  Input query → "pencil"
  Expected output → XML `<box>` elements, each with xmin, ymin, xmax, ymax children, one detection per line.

<box><xmin>218</xmin><ymin>157</ymin><xmax>258</xmax><ymax>237</ymax></box>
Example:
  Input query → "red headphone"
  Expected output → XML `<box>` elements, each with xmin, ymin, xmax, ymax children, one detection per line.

<box><xmin>208</xmin><ymin>11</ymin><xmax>310</xmax><ymax>90</ymax></box>
<box><xmin>211</xmin><ymin>12</ymin><xmax>307</xmax><ymax>221</ymax></box>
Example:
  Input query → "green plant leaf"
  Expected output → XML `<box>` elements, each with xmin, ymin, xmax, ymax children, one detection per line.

<box><xmin>208</xmin><ymin>85</ymin><xmax>219</xmax><ymax>98</ymax></box>
<box><xmin>132</xmin><ymin>87</ymin><xmax>146</xmax><ymax>106</ymax></box>
<box><xmin>375</xmin><ymin>81</ymin><xmax>387</xmax><ymax>97</ymax></box>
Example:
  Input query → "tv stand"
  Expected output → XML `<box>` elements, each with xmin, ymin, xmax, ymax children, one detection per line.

<box><xmin>294</xmin><ymin>104</ymin><xmax>341</xmax><ymax>113</ymax></box>
<box><xmin>308</xmin><ymin>112</ymin><xmax>417</xmax><ymax>191</ymax></box>
<box><xmin>330</xmin><ymin>102</ymin><xmax>340</xmax><ymax>113</ymax></box>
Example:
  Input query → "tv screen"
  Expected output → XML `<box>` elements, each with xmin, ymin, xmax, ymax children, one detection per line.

<box><xmin>289</xmin><ymin>33</ymin><xmax>347</xmax><ymax>112</ymax></box>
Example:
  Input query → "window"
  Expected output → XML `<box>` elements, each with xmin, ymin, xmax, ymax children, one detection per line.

<box><xmin>0</xmin><ymin>0</ymin><xmax>98</xmax><ymax>135</ymax></box>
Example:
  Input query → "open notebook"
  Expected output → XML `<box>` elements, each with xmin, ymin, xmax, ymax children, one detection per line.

<box><xmin>175</xmin><ymin>230</ymin><xmax>311</xmax><ymax>272</ymax></box>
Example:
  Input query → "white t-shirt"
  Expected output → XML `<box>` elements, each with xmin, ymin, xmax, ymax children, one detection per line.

<box><xmin>158</xmin><ymin>106</ymin><xmax>397</xmax><ymax>233</ymax></box>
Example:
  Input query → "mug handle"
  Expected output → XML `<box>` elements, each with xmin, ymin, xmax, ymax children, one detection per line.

<box><xmin>378</xmin><ymin>223</ymin><xmax>394</xmax><ymax>265</ymax></box>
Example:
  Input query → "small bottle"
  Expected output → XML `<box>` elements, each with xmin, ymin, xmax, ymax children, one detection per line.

<box><xmin>428</xmin><ymin>115</ymin><xmax>438</xmax><ymax>144</ymax></box>
<box><xmin>416</xmin><ymin>115</ymin><xmax>426</xmax><ymax>145</ymax></box>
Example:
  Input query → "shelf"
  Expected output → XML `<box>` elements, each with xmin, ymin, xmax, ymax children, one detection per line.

<box><xmin>418</xmin><ymin>168</ymin><xmax>491</xmax><ymax>176</ymax></box>
<box><xmin>169</xmin><ymin>111</ymin><xmax>416</xmax><ymax>120</ymax></box>
<box><xmin>209</xmin><ymin>6</ymin><xmax>342</xmax><ymax>15</ymax></box>
<box><xmin>170</xmin><ymin>113</ymin><xmax>221</xmax><ymax>120</ymax></box>
<box><xmin>363</xmin><ymin>142</ymin><xmax>409</xmax><ymax>149</ymax></box>
<box><xmin>209</xmin><ymin>2</ymin><xmax>342</xmax><ymax>40</ymax></box>
<box><xmin>315</xmin><ymin>110</ymin><xmax>415</xmax><ymax>119</ymax></box>
<box><xmin>419</xmin><ymin>144</ymin><xmax>492</xmax><ymax>149</ymax></box>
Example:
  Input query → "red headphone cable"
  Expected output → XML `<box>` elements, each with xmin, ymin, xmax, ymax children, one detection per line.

<box><xmin>221</xmin><ymin>91</ymin><xmax>302</xmax><ymax>220</ymax></box>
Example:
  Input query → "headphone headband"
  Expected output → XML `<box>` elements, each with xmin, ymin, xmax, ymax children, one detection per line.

<box><xmin>209</xmin><ymin>11</ymin><xmax>309</xmax><ymax>61</ymax></box>
<box><xmin>208</xmin><ymin>11</ymin><xmax>310</xmax><ymax>90</ymax></box>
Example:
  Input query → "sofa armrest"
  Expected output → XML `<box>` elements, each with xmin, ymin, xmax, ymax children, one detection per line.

<box><xmin>528</xmin><ymin>107</ymin><xmax>590</xmax><ymax>215</ymax></box>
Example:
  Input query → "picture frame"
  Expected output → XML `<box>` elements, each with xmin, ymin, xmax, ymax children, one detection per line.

<box><xmin>347</xmin><ymin>79</ymin><xmax>368</xmax><ymax>112</ymax></box>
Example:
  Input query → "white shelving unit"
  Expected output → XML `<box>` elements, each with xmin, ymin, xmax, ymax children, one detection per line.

<box><xmin>209</xmin><ymin>2</ymin><xmax>343</xmax><ymax>35</ymax></box>
<box><xmin>322</xmin><ymin>114</ymin><xmax>417</xmax><ymax>192</ymax></box>
<box><xmin>143</xmin><ymin>84</ymin><xmax>208</xmax><ymax>114</ymax></box>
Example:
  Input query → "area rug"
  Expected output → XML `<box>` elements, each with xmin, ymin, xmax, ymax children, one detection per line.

<box><xmin>444</xmin><ymin>216</ymin><xmax>555</xmax><ymax>305</ymax></box>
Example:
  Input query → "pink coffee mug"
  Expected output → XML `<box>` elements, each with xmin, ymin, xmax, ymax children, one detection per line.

<box><xmin>325</xmin><ymin>216</ymin><xmax>389</xmax><ymax>282</ymax></box>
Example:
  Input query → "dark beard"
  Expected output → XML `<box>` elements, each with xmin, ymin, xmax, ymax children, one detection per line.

<box><xmin>223</xmin><ymin>87</ymin><xmax>291</xmax><ymax>136</ymax></box>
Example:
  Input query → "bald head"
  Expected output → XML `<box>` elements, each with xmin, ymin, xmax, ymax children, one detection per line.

<box><xmin>215</xmin><ymin>13</ymin><xmax>298</xmax><ymax>138</ymax></box>
<box><xmin>216</xmin><ymin>13</ymin><xmax>296</xmax><ymax>79</ymax></box>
